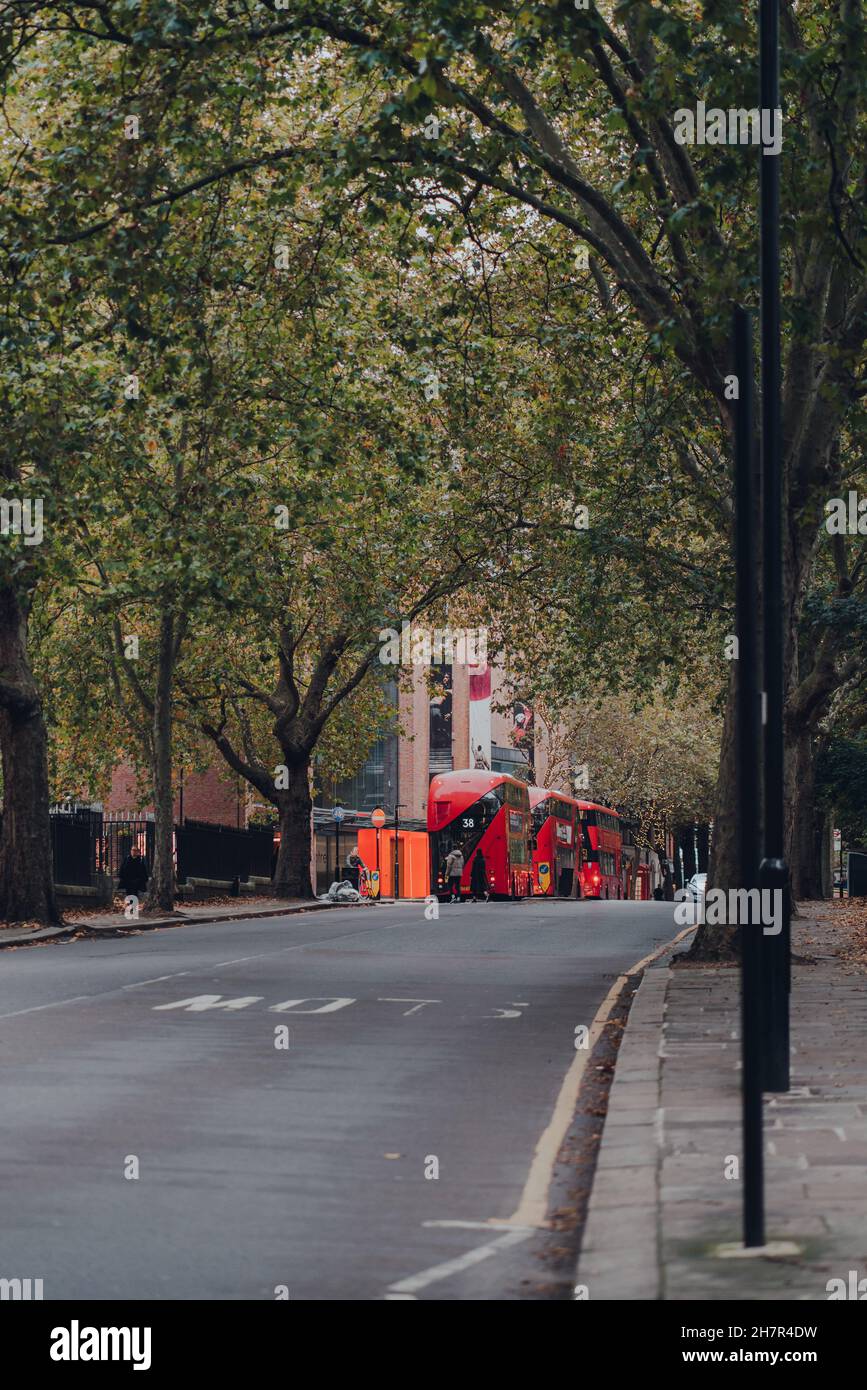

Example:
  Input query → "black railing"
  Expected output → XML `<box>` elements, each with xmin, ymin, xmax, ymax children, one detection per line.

<box><xmin>99</xmin><ymin>816</ymin><xmax>155</xmax><ymax>881</ymax></box>
<box><xmin>50</xmin><ymin>806</ymin><xmax>103</xmax><ymax>886</ymax></box>
<box><xmin>176</xmin><ymin>819</ymin><xmax>274</xmax><ymax>885</ymax></box>
<box><xmin>45</xmin><ymin>807</ymin><xmax>273</xmax><ymax>889</ymax></box>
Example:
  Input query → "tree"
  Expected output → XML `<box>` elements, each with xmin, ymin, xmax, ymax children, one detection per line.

<box><xmin>214</xmin><ymin>0</ymin><xmax>864</xmax><ymax>951</ymax></box>
<box><xmin>4</xmin><ymin>2</ymin><xmax>864</xmax><ymax>934</ymax></box>
<box><xmin>557</xmin><ymin>680</ymin><xmax>719</xmax><ymax>845</ymax></box>
<box><xmin>0</xmin><ymin>169</ymin><xmax>106</xmax><ymax>921</ymax></box>
<box><xmin>183</xmin><ymin>409</ymin><xmax>493</xmax><ymax>897</ymax></box>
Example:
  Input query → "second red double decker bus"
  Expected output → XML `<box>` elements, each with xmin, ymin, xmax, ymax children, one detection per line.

<box><xmin>427</xmin><ymin>769</ymin><xmax>532</xmax><ymax>900</ymax></box>
<box><xmin>529</xmin><ymin>787</ymin><xmax>581</xmax><ymax>897</ymax></box>
<box><xmin>577</xmin><ymin>801</ymin><xmax>623</xmax><ymax>899</ymax></box>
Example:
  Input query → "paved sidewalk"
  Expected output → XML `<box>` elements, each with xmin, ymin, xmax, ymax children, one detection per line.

<box><xmin>576</xmin><ymin>905</ymin><xmax>867</xmax><ymax>1300</ymax></box>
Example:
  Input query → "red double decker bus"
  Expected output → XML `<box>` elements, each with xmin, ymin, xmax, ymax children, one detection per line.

<box><xmin>427</xmin><ymin>770</ymin><xmax>532</xmax><ymax>900</ymax></box>
<box><xmin>529</xmin><ymin>787</ymin><xmax>581</xmax><ymax>897</ymax></box>
<box><xmin>577</xmin><ymin>801</ymin><xmax>623</xmax><ymax>899</ymax></box>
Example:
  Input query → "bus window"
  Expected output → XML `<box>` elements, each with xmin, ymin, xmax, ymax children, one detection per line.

<box><xmin>436</xmin><ymin>786</ymin><xmax>504</xmax><ymax>863</ymax></box>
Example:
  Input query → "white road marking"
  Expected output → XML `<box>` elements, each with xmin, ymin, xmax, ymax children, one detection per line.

<box><xmin>0</xmin><ymin>994</ymin><xmax>92</xmax><ymax>1022</ymax></box>
<box><xmin>268</xmin><ymin>997</ymin><xmax>355</xmax><ymax>1014</ymax></box>
<box><xmin>0</xmin><ymin>920</ymin><xmax>391</xmax><ymax>1023</ymax></box>
<box><xmin>377</xmin><ymin>997</ymin><xmax>441</xmax><ymax>1016</ymax></box>
<box><xmin>209</xmin><ymin>954</ymin><xmax>268</xmax><ymax>967</ymax></box>
<box><xmin>123</xmin><ymin>973</ymin><xmax>190</xmax><ymax>989</ymax></box>
<box><xmin>483</xmin><ymin>1007</ymin><xmax>523</xmax><ymax>1019</ymax></box>
<box><xmin>498</xmin><ymin>922</ymin><xmax>698</xmax><ymax>1230</ymax></box>
<box><xmin>152</xmin><ymin>994</ymin><xmax>264</xmax><ymax>1012</ymax></box>
<box><xmin>387</xmin><ymin>1228</ymin><xmax>532</xmax><ymax>1295</ymax></box>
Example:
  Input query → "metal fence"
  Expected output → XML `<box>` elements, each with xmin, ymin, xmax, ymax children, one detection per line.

<box><xmin>50</xmin><ymin>807</ymin><xmax>103</xmax><ymax>886</ymax></box>
<box><xmin>47</xmin><ymin>807</ymin><xmax>273</xmax><ymax>889</ymax></box>
<box><xmin>176</xmin><ymin>819</ymin><xmax>274</xmax><ymax>885</ymax></box>
<box><xmin>98</xmin><ymin>816</ymin><xmax>155</xmax><ymax>881</ymax></box>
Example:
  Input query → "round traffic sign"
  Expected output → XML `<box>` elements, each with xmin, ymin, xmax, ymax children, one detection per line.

<box><xmin>371</xmin><ymin>807</ymin><xmax>386</xmax><ymax>828</ymax></box>
<box><xmin>332</xmin><ymin>805</ymin><xmax>346</xmax><ymax>823</ymax></box>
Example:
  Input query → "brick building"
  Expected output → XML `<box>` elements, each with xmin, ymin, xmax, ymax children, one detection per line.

<box><xmin>105</xmin><ymin>759</ymin><xmax>246</xmax><ymax>827</ymax></box>
<box><xmin>319</xmin><ymin>658</ymin><xmax>563</xmax><ymax>823</ymax></box>
<box><xmin>102</xmin><ymin>654</ymin><xmax>562</xmax><ymax>837</ymax></box>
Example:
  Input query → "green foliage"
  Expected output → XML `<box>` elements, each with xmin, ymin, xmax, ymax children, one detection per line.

<box><xmin>817</xmin><ymin>736</ymin><xmax>867</xmax><ymax>846</ymax></box>
<box><xmin>1</xmin><ymin>0</ymin><xmax>864</xmax><ymax>863</ymax></box>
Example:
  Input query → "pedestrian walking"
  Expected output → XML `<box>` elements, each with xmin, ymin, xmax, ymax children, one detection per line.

<box><xmin>444</xmin><ymin>845</ymin><xmax>465</xmax><ymax>902</ymax></box>
<box><xmin>662</xmin><ymin>859</ymin><xmax>675</xmax><ymax>902</ymax></box>
<box><xmin>470</xmin><ymin>847</ymin><xmax>489</xmax><ymax>901</ymax></box>
<box><xmin>118</xmin><ymin>844</ymin><xmax>149</xmax><ymax>898</ymax></box>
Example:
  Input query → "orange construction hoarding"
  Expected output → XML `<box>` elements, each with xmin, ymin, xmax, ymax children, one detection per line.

<box><xmin>358</xmin><ymin>828</ymin><xmax>429</xmax><ymax>899</ymax></box>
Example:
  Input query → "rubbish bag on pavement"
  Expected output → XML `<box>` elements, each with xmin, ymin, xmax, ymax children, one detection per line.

<box><xmin>319</xmin><ymin>879</ymin><xmax>363</xmax><ymax>904</ymax></box>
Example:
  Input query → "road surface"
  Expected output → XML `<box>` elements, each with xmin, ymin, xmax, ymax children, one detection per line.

<box><xmin>0</xmin><ymin>898</ymin><xmax>679</xmax><ymax>1300</ymax></box>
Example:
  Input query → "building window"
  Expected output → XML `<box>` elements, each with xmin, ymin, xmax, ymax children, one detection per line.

<box><xmin>490</xmin><ymin>744</ymin><xmax>531</xmax><ymax>779</ymax></box>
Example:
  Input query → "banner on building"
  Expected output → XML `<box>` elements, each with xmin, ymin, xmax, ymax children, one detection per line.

<box><xmin>469</xmin><ymin>661</ymin><xmax>492</xmax><ymax>770</ymax></box>
<box><xmin>429</xmin><ymin>663</ymin><xmax>453</xmax><ymax>778</ymax></box>
<box><xmin>512</xmin><ymin>699</ymin><xmax>535</xmax><ymax>777</ymax></box>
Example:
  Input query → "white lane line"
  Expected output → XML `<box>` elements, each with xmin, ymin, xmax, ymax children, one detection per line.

<box><xmin>205</xmin><ymin>921</ymin><xmax>397</xmax><ymax>970</ymax></box>
<box><xmin>0</xmin><ymin>995</ymin><xmax>91</xmax><ymax>1022</ymax></box>
<box><xmin>0</xmin><ymin>922</ymin><xmax>390</xmax><ymax>1022</ymax></box>
<box><xmin>387</xmin><ymin>1228</ymin><xmax>532</xmax><ymax>1296</ymax></box>
<box><xmin>498</xmin><ymin>923</ymin><xmax>698</xmax><ymax>1231</ymax></box>
<box><xmin>210</xmin><ymin>953</ymin><xmax>272</xmax><ymax>968</ymax></box>
<box><xmin>123</xmin><ymin>973</ymin><xmax>190</xmax><ymax>989</ymax></box>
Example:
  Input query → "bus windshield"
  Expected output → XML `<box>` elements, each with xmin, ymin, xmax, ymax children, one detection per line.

<box><xmin>437</xmin><ymin>786</ymin><xmax>504</xmax><ymax>863</ymax></box>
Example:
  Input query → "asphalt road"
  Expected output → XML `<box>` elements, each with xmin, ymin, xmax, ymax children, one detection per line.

<box><xmin>0</xmin><ymin>898</ymin><xmax>680</xmax><ymax>1300</ymax></box>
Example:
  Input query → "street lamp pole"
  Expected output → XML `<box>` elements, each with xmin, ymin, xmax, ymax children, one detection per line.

<box><xmin>759</xmin><ymin>0</ymin><xmax>790</xmax><ymax>1094</ymax></box>
<box><xmin>393</xmin><ymin>804</ymin><xmax>406</xmax><ymax>899</ymax></box>
<box><xmin>734</xmin><ymin>305</ymin><xmax>764</xmax><ymax>1246</ymax></box>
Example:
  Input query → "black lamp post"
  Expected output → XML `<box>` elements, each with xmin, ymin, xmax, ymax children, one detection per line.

<box><xmin>758</xmin><ymin>0</ymin><xmax>791</xmax><ymax>1095</ymax></box>
<box><xmin>734</xmin><ymin>304</ymin><xmax>764</xmax><ymax>1246</ymax></box>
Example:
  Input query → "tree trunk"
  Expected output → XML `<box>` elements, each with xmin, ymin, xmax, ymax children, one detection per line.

<box><xmin>0</xmin><ymin>587</ymin><xmax>60</xmax><ymax>924</ymax></box>
<box><xmin>145</xmin><ymin>614</ymin><xmax>176</xmax><ymax>913</ymax></box>
<box><xmin>273</xmin><ymin>760</ymin><xmax>313</xmax><ymax>899</ymax></box>
<box><xmin>789</xmin><ymin>731</ymin><xmax>826</xmax><ymax>900</ymax></box>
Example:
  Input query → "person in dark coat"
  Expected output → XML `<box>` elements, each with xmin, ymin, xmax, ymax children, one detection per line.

<box><xmin>118</xmin><ymin>846</ymin><xmax>149</xmax><ymax>897</ymax></box>
<box><xmin>470</xmin><ymin>848</ymin><xmax>489</xmax><ymax>901</ymax></box>
<box><xmin>662</xmin><ymin>860</ymin><xmax>675</xmax><ymax>902</ymax></box>
<box><xmin>444</xmin><ymin>845</ymin><xmax>464</xmax><ymax>901</ymax></box>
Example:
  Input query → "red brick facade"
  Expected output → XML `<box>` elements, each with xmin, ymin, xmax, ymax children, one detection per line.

<box><xmin>106</xmin><ymin>760</ymin><xmax>245</xmax><ymax>827</ymax></box>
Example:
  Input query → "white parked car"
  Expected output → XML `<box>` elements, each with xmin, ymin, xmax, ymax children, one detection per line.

<box><xmin>685</xmin><ymin>872</ymin><xmax>707</xmax><ymax>901</ymax></box>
